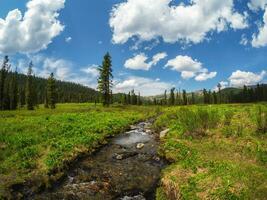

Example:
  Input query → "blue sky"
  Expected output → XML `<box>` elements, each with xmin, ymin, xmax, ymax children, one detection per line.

<box><xmin>0</xmin><ymin>0</ymin><xmax>267</xmax><ymax>95</ymax></box>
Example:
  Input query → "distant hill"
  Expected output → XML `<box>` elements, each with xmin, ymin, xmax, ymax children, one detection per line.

<box><xmin>13</xmin><ymin>72</ymin><xmax>99</xmax><ymax>104</ymax></box>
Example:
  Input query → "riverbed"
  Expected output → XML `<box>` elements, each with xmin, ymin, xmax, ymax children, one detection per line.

<box><xmin>37</xmin><ymin>120</ymin><xmax>166</xmax><ymax>200</ymax></box>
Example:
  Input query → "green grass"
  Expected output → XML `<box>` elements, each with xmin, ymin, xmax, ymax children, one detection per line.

<box><xmin>155</xmin><ymin>103</ymin><xmax>267</xmax><ymax>200</ymax></box>
<box><xmin>0</xmin><ymin>103</ymin><xmax>157</xmax><ymax>198</ymax></box>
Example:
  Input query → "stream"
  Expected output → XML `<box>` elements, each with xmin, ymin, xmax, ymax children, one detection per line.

<box><xmin>37</xmin><ymin>120</ymin><xmax>166</xmax><ymax>200</ymax></box>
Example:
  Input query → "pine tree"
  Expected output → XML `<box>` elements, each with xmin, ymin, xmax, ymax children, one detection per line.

<box><xmin>127</xmin><ymin>92</ymin><xmax>131</xmax><ymax>105</ymax></box>
<box><xmin>164</xmin><ymin>90</ymin><xmax>167</xmax><ymax>105</ymax></box>
<box><xmin>9</xmin><ymin>70</ymin><xmax>18</xmax><ymax>110</ymax></box>
<box><xmin>169</xmin><ymin>88</ymin><xmax>175</xmax><ymax>105</ymax></box>
<box><xmin>213</xmin><ymin>91</ymin><xmax>217</xmax><ymax>104</ymax></box>
<box><xmin>191</xmin><ymin>92</ymin><xmax>195</xmax><ymax>105</ymax></box>
<box><xmin>182</xmin><ymin>90</ymin><xmax>187</xmax><ymax>105</ymax></box>
<box><xmin>47</xmin><ymin>73</ymin><xmax>56</xmax><ymax>109</ymax></box>
<box><xmin>97</xmin><ymin>53</ymin><xmax>113</xmax><ymax>106</ymax></box>
<box><xmin>217</xmin><ymin>83</ymin><xmax>222</xmax><ymax>104</ymax></box>
<box><xmin>26</xmin><ymin>62</ymin><xmax>34</xmax><ymax>110</ymax></box>
<box><xmin>137</xmin><ymin>92</ymin><xmax>141</xmax><ymax>105</ymax></box>
<box><xmin>0</xmin><ymin>56</ymin><xmax>10</xmax><ymax>110</ymax></box>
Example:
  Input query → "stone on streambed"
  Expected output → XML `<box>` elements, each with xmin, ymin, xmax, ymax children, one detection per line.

<box><xmin>114</xmin><ymin>152</ymin><xmax>138</xmax><ymax>160</ymax></box>
<box><xmin>136</xmin><ymin>143</ymin><xmax>145</xmax><ymax>149</ymax></box>
<box><xmin>160</xmin><ymin>129</ymin><xmax>170</xmax><ymax>138</ymax></box>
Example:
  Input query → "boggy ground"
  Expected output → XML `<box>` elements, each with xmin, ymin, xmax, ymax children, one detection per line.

<box><xmin>36</xmin><ymin>121</ymin><xmax>166</xmax><ymax>200</ymax></box>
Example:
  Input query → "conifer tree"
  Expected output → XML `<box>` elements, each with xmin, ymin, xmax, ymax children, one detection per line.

<box><xmin>9</xmin><ymin>70</ymin><xmax>18</xmax><ymax>110</ymax></box>
<box><xmin>97</xmin><ymin>53</ymin><xmax>113</xmax><ymax>106</ymax></box>
<box><xmin>182</xmin><ymin>90</ymin><xmax>187</xmax><ymax>105</ymax></box>
<box><xmin>169</xmin><ymin>88</ymin><xmax>175</xmax><ymax>105</ymax></box>
<box><xmin>191</xmin><ymin>92</ymin><xmax>195</xmax><ymax>105</ymax></box>
<box><xmin>213</xmin><ymin>91</ymin><xmax>217</xmax><ymax>104</ymax></box>
<box><xmin>0</xmin><ymin>56</ymin><xmax>10</xmax><ymax>110</ymax></box>
<box><xmin>26</xmin><ymin>62</ymin><xmax>34</xmax><ymax>110</ymax></box>
<box><xmin>164</xmin><ymin>90</ymin><xmax>167</xmax><ymax>105</ymax></box>
<box><xmin>47</xmin><ymin>73</ymin><xmax>56</xmax><ymax>109</ymax></box>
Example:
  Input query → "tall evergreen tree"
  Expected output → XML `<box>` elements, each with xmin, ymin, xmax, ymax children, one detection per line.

<box><xmin>0</xmin><ymin>56</ymin><xmax>10</xmax><ymax>110</ymax></box>
<box><xmin>169</xmin><ymin>88</ymin><xmax>175</xmax><ymax>105</ymax></box>
<box><xmin>191</xmin><ymin>92</ymin><xmax>195</xmax><ymax>105</ymax></box>
<box><xmin>46</xmin><ymin>73</ymin><xmax>57</xmax><ymax>109</ymax></box>
<box><xmin>182</xmin><ymin>90</ymin><xmax>187</xmax><ymax>105</ymax></box>
<box><xmin>9</xmin><ymin>70</ymin><xmax>18</xmax><ymax>110</ymax></box>
<box><xmin>164</xmin><ymin>90</ymin><xmax>167</xmax><ymax>105</ymax></box>
<box><xmin>217</xmin><ymin>83</ymin><xmax>222</xmax><ymax>103</ymax></box>
<box><xmin>97</xmin><ymin>53</ymin><xmax>113</xmax><ymax>106</ymax></box>
<box><xmin>26</xmin><ymin>62</ymin><xmax>34</xmax><ymax>110</ymax></box>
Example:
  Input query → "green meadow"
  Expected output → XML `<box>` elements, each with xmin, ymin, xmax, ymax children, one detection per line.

<box><xmin>155</xmin><ymin>103</ymin><xmax>267</xmax><ymax>200</ymax></box>
<box><xmin>0</xmin><ymin>103</ymin><xmax>267</xmax><ymax>199</ymax></box>
<box><xmin>0</xmin><ymin>104</ymin><xmax>156</xmax><ymax>197</ymax></box>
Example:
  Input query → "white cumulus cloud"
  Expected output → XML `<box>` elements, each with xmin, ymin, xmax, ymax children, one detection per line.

<box><xmin>248</xmin><ymin>0</ymin><xmax>267</xmax><ymax>47</ymax></box>
<box><xmin>229</xmin><ymin>70</ymin><xmax>266</xmax><ymax>87</ymax></box>
<box><xmin>81</xmin><ymin>64</ymin><xmax>99</xmax><ymax>77</ymax></box>
<box><xmin>0</xmin><ymin>0</ymin><xmax>65</xmax><ymax>54</ymax></box>
<box><xmin>165</xmin><ymin>55</ymin><xmax>217</xmax><ymax>81</ymax></box>
<box><xmin>124</xmin><ymin>52</ymin><xmax>167</xmax><ymax>70</ymax></box>
<box><xmin>114</xmin><ymin>76</ymin><xmax>172</xmax><ymax>96</ymax></box>
<box><xmin>109</xmin><ymin>0</ymin><xmax>248</xmax><ymax>45</ymax></box>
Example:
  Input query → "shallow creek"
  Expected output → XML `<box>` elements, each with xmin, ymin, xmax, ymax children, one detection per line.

<box><xmin>37</xmin><ymin>120</ymin><xmax>166</xmax><ymax>200</ymax></box>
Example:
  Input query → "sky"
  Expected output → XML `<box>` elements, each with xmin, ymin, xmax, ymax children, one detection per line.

<box><xmin>0</xmin><ymin>0</ymin><xmax>267</xmax><ymax>96</ymax></box>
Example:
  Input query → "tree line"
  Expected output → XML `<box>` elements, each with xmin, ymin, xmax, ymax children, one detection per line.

<box><xmin>0</xmin><ymin>56</ymin><xmax>98</xmax><ymax>110</ymax></box>
<box><xmin>1</xmin><ymin>54</ymin><xmax>266</xmax><ymax>110</ymax></box>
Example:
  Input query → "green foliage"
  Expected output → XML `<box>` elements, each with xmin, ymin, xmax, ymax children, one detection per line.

<box><xmin>46</xmin><ymin>73</ymin><xmax>57</xmax><ymax>109</ymax></box>
<box><xmin>98</xmin><ymin>53</ymin><xmax>113</xmax><ymax>106</ymax></box>
<box><xmin>0</xmin><ymin>104</ymin><xmax>155</xmax><ymax>196</ymax></box>
<box><xmin>26</xmin><ymin>62</ymin><xmax>34</xmax><ymax>110</ymax></box>
<box><xmin>156</xmin><ymin>104</ymin><xmax>267</xmax><ymax>200</ymax></box>
<box><xmin>256</xmin><ymin>106</ymin><xmax>267</xmax><ymax>134</ymax></box>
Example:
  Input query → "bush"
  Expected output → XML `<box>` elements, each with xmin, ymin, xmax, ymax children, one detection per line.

<box><xmin>177</xmin><ymin>107</ymin><xmax>220</xmax><ymax>138</ymax></box>
<box><xmin>256</xmin><ymin>106</ymin><xmax>267</xmax><ymax>134</ymax></box>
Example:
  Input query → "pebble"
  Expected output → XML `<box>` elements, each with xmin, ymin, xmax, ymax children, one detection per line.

<box><xmin>160</xmin><ymin>129</ymin><xmax>170</xmax><ymax>138</ymax></box>
<box><xmin>136</xmin><ymin>143</ymin><xmax>145</xmax><ymax>149</ymax></box>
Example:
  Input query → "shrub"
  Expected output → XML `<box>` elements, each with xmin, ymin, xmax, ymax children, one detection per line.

<box><xmin>256</xmin><ymin>106</ymin><xmax>267</xmax><ymax>134</ymax></box>
<box><xmin>177</xmin><ymin>107</ymin><xmax>220</xmax><ymax>138</ymax></box>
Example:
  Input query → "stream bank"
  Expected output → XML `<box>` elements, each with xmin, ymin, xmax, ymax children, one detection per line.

<box><xmin>36</xmin><ymin>120</ymin><xmax>167</xmax><ymax>200</ymax></box>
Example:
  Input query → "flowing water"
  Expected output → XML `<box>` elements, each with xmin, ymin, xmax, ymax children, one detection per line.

<box><xmin>37</xmin><ymin>120</ymin><xmax>166</xmax><ymax>200</ymax></box>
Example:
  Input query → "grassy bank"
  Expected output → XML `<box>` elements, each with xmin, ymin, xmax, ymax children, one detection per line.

<box><xmin>0</xmin><ymin>103</ymin><xmax>156</xmax><ymax>198</ymax></box>
<box><xmin>154</xmin><ymin>104</ymin><xmax>267</xmax><ymax>200</ymax></box>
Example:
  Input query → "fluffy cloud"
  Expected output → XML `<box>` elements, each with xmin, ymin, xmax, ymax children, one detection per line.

<box><xmin>0</xmin><ymin>0</ymin><xmax>65</xmax><ymax>54</ymax></box>
<box><xmin>248</xmin><ymin>0</ymin><xmax>267</xmax><ymax>47</ymax></box>
<box><xmin>165</xmin><ymin>55</ymin><xmax>217</xmax><ymax>81</ymax></box>
<box><xmin>16</xmin><ymin>55</ymin><xmax>99</xmax><ymax>88</ymax></box>
<box><xmin>213</xmin><ymin>81</ymin><xmax>229</xmax><ymax>91</ymax></box>
<box><xmin>248</xmin><ymin>0</ymin><xmax>267</xmax><ymax>10</ymax></box>
<box><xmin>195</xmin><ymin>71</ymin><xmax>217</xmax><ymax>81</ymax></box>
<box><xmin>114</xmin><ymin>76</ymin><xmax>172</xmax><ymax>96</ymax></box>
<box><xmin>252</xmin><ymin>8</ymin><xmax>267</xmax><ymax>47</ymax></box>
<box><xmin>124</xmin><ymin>52</ymin><xmax>167</xmax><ymax>70</ymax></box>
<box><xmin>229</xmin><ymin>70</ymin><xmax>266</xmax><ymax>87</ymax></box>
<box><xmin>81</xmin><ymin>64</ymin><xmax>99</xmax><ymax>77</ymax></box>
<box><xmin>110</xmin><ymin>0</ymin><xmax>248</xmax><ymax>45</ymax></box>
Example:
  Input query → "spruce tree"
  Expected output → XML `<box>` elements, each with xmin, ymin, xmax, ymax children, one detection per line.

<box><xmin>26</xmin><ymin>62</ymin><xmax>34</xmax><ymax>110</ymax></box>
<box><xmin>97</xmin><ymin>53</ymin><xmax>113</xmax><ymax>106</ymax></box>
<box><xmin>47</xmin><ymin>73</ymin><xmax>56</xmax><ymax>109</ymax></box>
<box><xmin>169</xmin><ymin>88</ymin><xmax>175</xmax><ymax>105</ymax></box>
<box><xmin>191</xmin><ymin>92</ymin><xmax>195</xmax><ymax>105</ymax></box>
<box><xmin>9</xmin><ymin>70</ymin><xmax>18</xmax><ymax>110</ymax></box>
<box><xmin>182</xmin><ymin>90</ymin><xmax>187</xmax><ymax>105</ymax></box>
<box><xmin>164</xmin><ymin>90</ymin><xmax>167</xmax><ymax>105</ymax></box>
<box><xmin>0</xmin><ymin>56</ymin><xmax>10</xmax><ymax>110</ymax></box>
